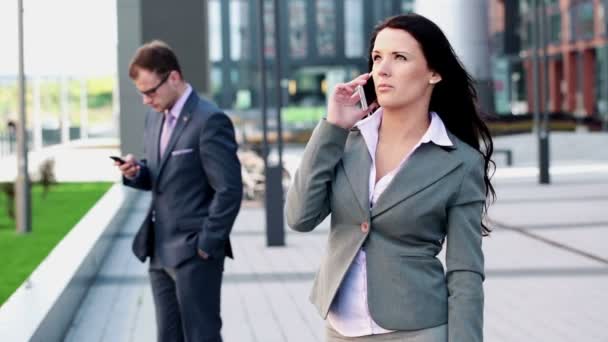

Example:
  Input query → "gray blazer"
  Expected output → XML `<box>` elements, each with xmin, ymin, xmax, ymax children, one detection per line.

<box><xmin>124</xmin><ymin>90</ymin><xmax>243</xmax><ymax>267</ymax></box>
<box><xmin>286</xmin><ymin>119</ymin><xmax>485</xmax><ymax>342</ymax></box>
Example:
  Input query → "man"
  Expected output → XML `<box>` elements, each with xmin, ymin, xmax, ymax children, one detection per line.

<box><xmin>116</xmin><ymin>40</ymin><xmax>242</xmax><ymax>342</ymax></box>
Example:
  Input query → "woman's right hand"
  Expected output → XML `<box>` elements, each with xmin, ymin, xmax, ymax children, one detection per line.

<box><xmin>327</xmin><ymin>73</ymin><xmax>378</xmax><ymax>130</ymax></box>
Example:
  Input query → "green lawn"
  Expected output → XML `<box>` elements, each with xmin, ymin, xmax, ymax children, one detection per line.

<box><xmin>283</xmin><ymin>106</ymin><xmax>326</xmax><ymax>124</ymax></box>
<box><xmin>0</xmin><ymin>182</ymin><xmax>112</xmax><ymax>305</ymax></box>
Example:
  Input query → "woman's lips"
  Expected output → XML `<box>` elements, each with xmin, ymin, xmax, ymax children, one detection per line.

<box><xmin>377</xmin><ymin>84</ymin><xmax>393</xmax><ymax>92</ymax></box>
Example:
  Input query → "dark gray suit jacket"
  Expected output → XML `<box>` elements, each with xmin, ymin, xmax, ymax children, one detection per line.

<box><xmin>286</xmin><ymin>119</ymin><xmax>485</xmax><ymax>342</ymax></box>
<box><xmin>124</xmin><ymin>90</ymin><xmax>242</xmax><ymax>267</ymax></box>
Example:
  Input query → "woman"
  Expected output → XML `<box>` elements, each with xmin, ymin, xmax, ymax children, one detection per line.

<box><xmin>286</xmin><ymin>13</ymin><xmax>495</xmax><ymax>342</ymax></box>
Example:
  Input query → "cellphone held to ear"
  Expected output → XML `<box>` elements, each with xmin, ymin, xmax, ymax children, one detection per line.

<box><xmin>110</xmin><ymin>156</ymin><xmax>126</xmax><ymax>165</ymax></box>
<box><xmin>356</xmin><ymin>85</ymin><xmax>368</xmax><ymax>111</ymax></box>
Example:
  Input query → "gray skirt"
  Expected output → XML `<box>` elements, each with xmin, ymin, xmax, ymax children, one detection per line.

<box><xmin>325</xmin><ymin>324</ymin><xmax>447</xmax><ymax>342</ymax></box>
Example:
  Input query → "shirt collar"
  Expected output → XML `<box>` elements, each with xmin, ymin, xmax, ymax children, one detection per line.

<box><xmin>423</xmin><ymin>111</ymin><xmax>453</xmax><ymax>147</ymax></box>
<box><xmin>355</xmin><ymin>108</ymin><xmax>453</xmax><ymax>158</ymax></box>
<box><xmin>165</xmin><ymin>84</ymin><xmax>192</xmax><ymax>119</ymax></box>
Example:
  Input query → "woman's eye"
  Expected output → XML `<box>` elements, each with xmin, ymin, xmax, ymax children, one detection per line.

<box><xmin>396</xmin><ymin>54</ymin><xmax>407</xmax><ymax>61</ymax></box>
<box><xmin>372</xmin><ymin>55</ymin><xmax>381</xmax><ymax>62</ymax></box>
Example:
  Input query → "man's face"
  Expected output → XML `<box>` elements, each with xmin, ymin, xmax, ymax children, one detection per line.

<box><xmin>133</xmin><ymin>68</ymin><xmax>177</xmax><ymax>112</ymax></box>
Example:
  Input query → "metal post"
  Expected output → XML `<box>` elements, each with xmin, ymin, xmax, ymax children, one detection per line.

<box><xmin>531</xmin><ymin>0</ymin><xmax>541</xmax><ymax>136</ymax></box>
<box><xmin>16</xmin><ymin>0</ymin><xmax>31</xmax><ymax>234</ymax></box>
<box><xmin>257</xmin><ymin>0</ymin><xmax>284</xmax><ymax>247</ymax></box>
<box><xmin>256</xmin><ymin>0</ymin><xmax>268</xmax><ymax>167</ymax></box>
<box><xmin>80</xmin><ymin>78</ymin><xmax>88</xmax><ymax>140</ymax></box>
<box><xmin>262</xmin><ymin>0</ymin><xmax>285</xmax><ymax>247</ymax></box>
<box><xmin>60</xmin><ymin>75</ymin><xmax>70</xmax><ymax>143</ymax></box>
<box><xmin>538</xmin><ymin>0</ymin><xmax>550</xmax><ymax>184</ymax></box>
<box><xmin>273</xmin><ymin>0</ymin><xmax>283</xmax><ymax>169</ymax></box>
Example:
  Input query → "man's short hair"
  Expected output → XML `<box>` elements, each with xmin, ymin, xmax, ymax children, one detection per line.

<box><xmin>129</xmin><ymin>40</ymin><xmax>182</xmax><ymax>79</ymax></box>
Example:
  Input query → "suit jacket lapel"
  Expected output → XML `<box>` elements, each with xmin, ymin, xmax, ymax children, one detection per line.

<box><xmin>151</xmin><ymin>112</ymin><xmax>164</xmax><ymax>171</ymax></box>
<box><xmin>371</xmin><ymin>142</ymin><xmax>462</xmax><ymax>218</ymax></box>
<box><xmin>157</xmin><ymin>91</ymin><xmax>199</xmax><ymax>176</ymax></box>
<box><xmin>341</xmin><ymin>131</ymin><xmax>372</xmax><ymax>215</ymax></box>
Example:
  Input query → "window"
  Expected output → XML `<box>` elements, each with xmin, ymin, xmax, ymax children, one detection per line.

<box><xmin>401</xmin><ymin>0</ymin><xmax>414</xmax><ymax>13</ymax></box>
<box><xmin>604</xmin><ymin>0</ymin><xmax>608</xmax><ymax>36</ymax></box>
<box><xmin>316</xmin><ymin>0</ymin><xmax>336</xmax><ymax>57</ymax></box>
<box><xmin>289</xmin><ymin>0</ymin><xmax>307</xmax><ymax>58</ymax></box>
<box><xmin>229</xmin><ymin>0</ymin><xmax>249</xmax><ymax>61</ymax></box>
<box><xmin>596</xmin><ymin>47</ymin><xmax>608</xmax><ymax>115</ymax></box>
<box><xmin>570</xmin><ymin>1</ymin><xmax>594</xmax><ymax>41</ymax></box>
<box><xmin>549</xmin><ymin>12</ymin><xmax>561</xmax><ymax>43</ymax></box>
<box><xmin>263</xmin><ymin>0</ymin><xmax>275</xmax><ymax>59</ymax></box>
<box><xmin>208</xmin><ymin>0</ymin><xmax>222</xmax><ymax>62</ymax></box>
<box><xmin>344</xmin><ymin>0</ymin><xmax>363</xmax><ymax>58</ymax></box>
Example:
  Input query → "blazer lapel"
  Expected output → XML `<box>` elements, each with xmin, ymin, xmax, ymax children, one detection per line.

<box><xmin>341</xmin><ymin>131</ymin><xmax>372</xmax><ymax>215</ymax></box>
<box><xmin>151</xmin><ymin>112</ymin><xmax>164</xmax><ymax>171</ymax></box>
<box><xmin>371</xmin><ymin>142</ymin><xmax>462</xmax><ymax>218</ymax></box>
<box><xmin>157</xmin><ymin>92</ymin><xmax>199</xmax><ymax>176</ymax></box>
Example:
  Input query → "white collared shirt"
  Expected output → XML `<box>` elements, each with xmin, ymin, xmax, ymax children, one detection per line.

<box><xmin>327</xmin><ymin>108</ymin><xmax>453</xmax><ymax>337</ymax></box>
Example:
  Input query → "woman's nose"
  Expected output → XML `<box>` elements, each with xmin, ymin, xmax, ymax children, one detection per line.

<box><xmin>375</xmin><ymin>60</ymin><xmax>391</xmax><ymax>77</ymax></box>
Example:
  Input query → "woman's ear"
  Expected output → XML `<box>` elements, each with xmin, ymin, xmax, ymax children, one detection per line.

<box><xmin>429</xmin><ymin>72</ymin><xmax>442</xmax><ymax>85</ymax></box>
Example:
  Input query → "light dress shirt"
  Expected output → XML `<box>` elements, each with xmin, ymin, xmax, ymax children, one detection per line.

<box><xmin>164</xmin><ymin>84</ymin><xmax>192</xmax><ymax>127</ymax></box>
<box><xmin>327</xmin><ymin>108</ymin><xmax>453</xmax><ymax>337</ymax></box>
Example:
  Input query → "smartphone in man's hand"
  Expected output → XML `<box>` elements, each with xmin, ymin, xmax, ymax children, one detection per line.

<box><xmin>110</xmin><ymin>156</ymin><xmax>126</xmax><ymax>165</ymax></box>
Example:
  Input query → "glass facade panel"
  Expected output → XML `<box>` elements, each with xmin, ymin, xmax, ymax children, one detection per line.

<box><xmin>230</xmin><ymin>0</ymin><xmax>249</xmax><ymax>61</ymax></box>
<box><xmin>344</xmin><ymin>0</ymin><xmax>364</xmax><ymax>58</ymax></box>
<box><xmin>549</xmin><ymin>13</ymin><xmax>561</xmax><ymax>43</ymax></box>
<box><xmin>570</xmin><ymin>1</ymin><xmax>594</xmax><ymax>40</ymax></box>
<box><xmin>264</xmin><ymin>0</ymin><xmax>276</xmax><ymax>59</ymax></box>
<box><xmin>210</xmin><ymin>67</ymin><xmax>222</xmax><ymax>100</ymax></box>
<box><xmin>578</xmin><ymin>2</ymin><xmax>594</xmax><ymax>39</ymax></box>
<box><xmin>316</xmin><ymin>0</ymin><xmax>336</xmax><ymax>57</ymax></box>
<box><xmin>209</xmin><ymin>0</ymin><xmax>222</xmax><ymax>62</ymax></box>
<box><xmin>401</xmin><ymin>0</ymin><xmax>414</xmax><ymax>13</ymax></box>
<box><xmin>289</xmin><ymin>0</ymin><xmax>307</xmax><ymax>59</ymax></box>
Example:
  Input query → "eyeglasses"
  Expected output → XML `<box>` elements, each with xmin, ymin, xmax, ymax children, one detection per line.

<box><xmin>139</xmin><ymin>72</ymin><xmax>170</xmax><ymax>97</ymax></box>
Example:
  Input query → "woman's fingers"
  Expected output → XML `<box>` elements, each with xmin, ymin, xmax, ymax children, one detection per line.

<box><xmin>345</xmin><ymin>73</ymin><xmax>371</xmax><ymax>88</ymax></box>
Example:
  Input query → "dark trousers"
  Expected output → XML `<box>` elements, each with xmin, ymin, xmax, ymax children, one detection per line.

<box><xmin>149</xmin><ymin>255</ymin><xmax>225</xmax><ymax>342</ymax></box>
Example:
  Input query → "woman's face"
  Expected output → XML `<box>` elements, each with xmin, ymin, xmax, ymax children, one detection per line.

<box><xmin>371</xmin><ymin>28</ymin><xmax>441</xmax><ymax>110</ymax></box>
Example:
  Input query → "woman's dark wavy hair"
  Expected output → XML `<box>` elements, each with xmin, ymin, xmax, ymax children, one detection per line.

<box><xmin>367</xmin><ymin>13</ymin><xmax>495</xmax><ymax>235</ymax></box>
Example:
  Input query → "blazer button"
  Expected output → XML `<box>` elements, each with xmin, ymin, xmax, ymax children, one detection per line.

<box><xmin>360</xmin><ymin>222</ymin><xmax>369</xmax><ymax>233</ymax></box>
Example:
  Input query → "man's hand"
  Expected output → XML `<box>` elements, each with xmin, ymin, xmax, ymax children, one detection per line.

<box><xmin>116</xmin><ymin>154</ymin><xmax>140</xmax><ymax>178</ymax></box>
<box><xmin>197</xmin><ymin>249</ymin><xmax>209</xmax><ymax>260</ymax></box>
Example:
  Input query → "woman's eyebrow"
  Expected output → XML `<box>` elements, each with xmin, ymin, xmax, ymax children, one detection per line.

<box><xmin>372</xmin><ymin>49</ymin><xmax>413</xmax><ymax>57</ymax></box>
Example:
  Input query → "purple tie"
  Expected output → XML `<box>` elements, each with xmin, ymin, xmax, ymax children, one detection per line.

<box><xmin>159</xmin><ymin>114</ymin><xmax>176</xmax><ymax>157</ymax></box>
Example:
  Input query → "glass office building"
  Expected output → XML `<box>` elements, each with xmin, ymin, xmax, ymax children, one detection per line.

<box><xmin>491</xmin><ymin>0</ymin><xmax>608</xmax><ymax>120</ymax></box>
<box><xmin>207</xmin><ymin>0</ymin><xmax>414</xmax><ymax>110</ymax></box>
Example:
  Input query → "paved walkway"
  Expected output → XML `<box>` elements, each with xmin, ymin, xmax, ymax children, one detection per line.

<box><xmin>2</xmin><ymin>133</ymin><xmax>607</xmax><ymax>341</ymax></box>
<box><xmin>63</xmin><ymin>172</ymin><xmax>608</xmax><ymax>341</ymax></box>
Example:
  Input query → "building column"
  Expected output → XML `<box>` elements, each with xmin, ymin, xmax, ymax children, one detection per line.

<box><xmin>415</xmin><ymin>0</ymin><xmax>495</xmax><ymax>113</ymax></box>
<box><xmin>583</xmin><ymin>49</ymin><xmax>596</xmax><ymax>115</ymax></box>
<box><xmin>551</xmin><ymin>59</ymin><xmax>563</xmax><ymax>112</ymax></box>
<box><xmin>564</xmin><ymin>51</ymin><xmax>577</xmax><ymax>113</ymax></box>
<box><xmin>116</xmin><ymin>0</ymin><xmax>209</xmax><ymax>155</ymax></box>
